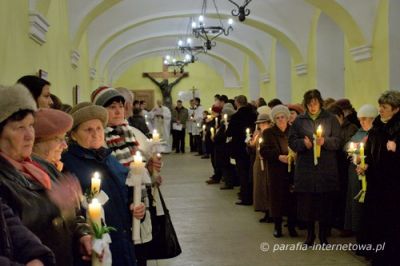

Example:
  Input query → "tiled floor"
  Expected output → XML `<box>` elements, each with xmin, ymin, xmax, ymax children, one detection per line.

<box><xmin>147</xmin><ymin>152</ymin><xmax>368</xmax><ymax>266</ymax></box>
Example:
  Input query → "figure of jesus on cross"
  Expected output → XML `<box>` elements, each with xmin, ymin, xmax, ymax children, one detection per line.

<box><xmin>143</xmin><ymin>59</ymin><xmax>189</xmax><ymax>110</ymax></box>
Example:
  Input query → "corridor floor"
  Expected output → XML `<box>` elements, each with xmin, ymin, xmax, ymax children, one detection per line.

<box><xmin>147</xmin><ymin>152</ymin><xmax>368</xmax><ymax>266</ymax></box>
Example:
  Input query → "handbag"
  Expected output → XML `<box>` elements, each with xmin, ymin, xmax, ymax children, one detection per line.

<box><xmin>135</xmin><ymin>186</ymin><xmax>182</xmax><ymax>260</ymax></box>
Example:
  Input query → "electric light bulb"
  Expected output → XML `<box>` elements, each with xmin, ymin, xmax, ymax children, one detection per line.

<box><xmin>228</xmin><ymin>18</ymin><xmax>234</xmax><ymax>25</ymax></box>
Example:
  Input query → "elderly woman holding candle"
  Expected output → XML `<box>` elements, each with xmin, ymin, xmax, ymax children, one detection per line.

<box><xmin>358</xmin><ymin>91</ymin><xmax>400</xmax><ymax>265</ymax></box>
<box><xmin>343</xmin><ymin>104</ymin><xmax>377</xmax><ymax>236</ymax></box>
<box><xmin>288</xmin><ymin>89</ymin><xmax>341</xmax><ymax>245</ymax></box>
<box><xmin>261</xmin><ymin>105</ymin><xmax>297</xmax><ymax>237</ymax></box>
<box><xmin>0</xmin><ymin>85</ymin><xmax>85</xmax><ymax>266</ymax></box>
<box><xmin>250</xmin><ymin>112</ymin><xmax>273</xmax><ymax>223</ymax></box>
<box><xmin>62</xmin><ymin>102</ymin><xmax>145</xmax><ymax>266</ymax></box>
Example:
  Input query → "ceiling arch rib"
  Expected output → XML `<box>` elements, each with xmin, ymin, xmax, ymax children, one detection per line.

<box><xmin>97</xmin><ymin>17</ymin><xmax>272</xmax><ymax>74</ymax></box>
<box><xmin>110</xmin><ymin>48</ymin><xmax>241</xmax><ymax>88</ymax></box>
<box><xmin>90</xmin><ymin>12</ymin><xmax>305</xmax><ymax>69</ymax></box>
<box><xmin>101</xmin><ymin>34</ymin><xmax>266</xmax><ymax>82</ymax></box>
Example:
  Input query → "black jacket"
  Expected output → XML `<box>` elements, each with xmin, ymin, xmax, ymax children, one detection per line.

<box><xmin>226</xmin><ymin>105</ymin><xmax>257</xmax><ymax>159</ymax></box>
<box><xmin>0</xmin><ymin>198</ymin><xmax>55</xmax><ymax>265</ymax></box>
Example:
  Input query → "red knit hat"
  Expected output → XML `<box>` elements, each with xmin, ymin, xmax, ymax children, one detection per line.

<box><xmin>34</xmin><ymin>108</ymin><xmax>73</xmax><ymax>142</ymax></box>
<box><xmin>211</xmin><ymin>104</ymin><xmax>222</xmax><ymax>114</ymax></box>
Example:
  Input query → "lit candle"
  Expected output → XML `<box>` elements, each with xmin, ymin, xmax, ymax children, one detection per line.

<box><xmin>348</xmin><ymin>142</ymin><xmax>355</xmax><ymax>152</ymax></box>
<box><xmin>210</xmin><ymin>127</ymin><xmax>215</xmax><ymax>139</ymax></box>
<box><xmin>130</xmin><ymin>151</ymin><xmax>145</xmax><ymax>175</ymax></box>
<box><xmin>316</xmin><ymin>125</ymin><xmax>323</xmax><ymax>158</ymax></box>
<box><xmin>313</xmin><ymin>133</ymin><xmax>318</xmax><ymax>166</ymax></box>
<box><xmin>152</xmin><ymin>129</ymin><xmax>160</xmax><ymax>142</ymax></box>
<box><xmin>207</xmin><ymin>114</ymin><xmax>212</xmax><ymax>120</ymax></box>
<box><xmin>88</xmin><ymin>198</ymin><xmax>102</xmax><ymax>226</ymax></box>
<box><xmin>359</xmin><ymin>142</ymin><xmax>365</xmax><ymax>169</ymax></box>
<box><xmin>246</xmin><ymin>128</ymin><xmax>250</xmax><ymax>139</ymax></box>
<box><xmin>347</xmin><ymin>142</ymin><xmax>357</xmax><ymax>164</ymax></box>
<box><xmin>215</xmin><ymin>117</ymin><xmax>219</xmax><ymax>128</ymax></box>
<box><xmin>223</xmin><ymin>114</ymin><xmax>228</xmax><ymax>123</ymax></box>
<box><xmin>258</xmin><ymin>137</ymin><xmax>264</xmax><ymax>171</ymax></box>
<box><xmin>202</xmin><ymin>124</ymin><xmax>206</xmax><ymax>141</ymax></box>
<box><xmin>91</xmin><ymin>172</ymin><xmax>101</xmax><ymax>195</ymax></box>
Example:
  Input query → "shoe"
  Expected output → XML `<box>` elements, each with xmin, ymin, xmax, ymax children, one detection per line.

<box><xmin>194</xmin><ymin>154</ymin><xmax>202</xmax><ymax>156</ymax></box>
<box><xmin>235</xmin><ymin>201</ymin><xmax>252</xmax><ymax>206</ymax></box>
<box><xmin>273</xmin><ymin>220</ymin><xmax>283</xmax><ymax>238</ymax></box>
<box><xmin>206</xmin><ymin>179</ymin><xmax>219</xmax><ymax>184</ymax></box>
<box><xmin>303</xmin><ymin>234</ymin><xmax>316</xmax><ymax>247</ymax></box>
<box><xmin>201</xmin><ymin>155</ymin><xmax>210</xmax><ymax>159</ymax></box>
<box><xmin>288</xmin><ymin>227</ymin><xmax>298</xmax><ymax>237</ymax></box>
<box><xmin>273</xmin><ymin>229</ymin><xmax>283</xmax><ymax>238</ymax></box>
<box><xmin>259</xmin><ymin>213</ymin><xmax>273</xmax><ymax>223</ymax></box>
<box><xmin>220</xmin><ymin>186</ymin><xmax>234</xmax><ymax>190</ymax></box>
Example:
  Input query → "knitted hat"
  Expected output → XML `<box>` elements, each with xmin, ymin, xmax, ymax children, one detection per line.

<box><xmin>270</xmin><ymin>104</ymin><xmax>290</xmax><ymax>122</ymax></box>
<box><xmin>287</xmin><ymin>104</ymin><xmax>304</xmax><ymax>115</ymax></box>
<box><xmin>34</xmin><ymin>108</ymin><xmax>73</xmax><ymax>141</ymax></box>
<box><xmin>69</xmin><ymin>102</ymin><xmax>108</xmax><ymax>130</ymax></box>
<box><xmin>222</xmin><ymin>103</ymin><xmax>236</xmax><ymax>118</ymax></box>
<box><xmin>91</xmin><ymin>86</ymin><xmax>125</xmax><ymax>107</ymax></box>
<box><xmin>257</xmin><ymin>105</ymin><xmax>271</xmax><ymax>115</ymax></box>
<box><xmin>357</xmin><ymin>104</ymin><xmax>378</xmax><ymax>118</ymax></box>
<box><xmin>0</xmin><ymin>84</ymin><xmax>37</xmax><ymax>123</ymax></box>
<box><xmin>335</xmin><ymin>98</ymin><xmax>353</xmax><ymax>110</ymax></box>
<box><xmin>255</xmin><ymin>113</ymin><xmax>271</xmax><ymax>124</ymax></box>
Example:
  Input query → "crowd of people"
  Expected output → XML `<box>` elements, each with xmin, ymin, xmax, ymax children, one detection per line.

<box><xmin>0</xmin><ymin>73</ymin><xmax>399</xmax><ymax>266</ymax></box>
<box><xmin>195</xmin><ymin>90</ymin><xmax>400</xmax><ymax>266</ymax></box>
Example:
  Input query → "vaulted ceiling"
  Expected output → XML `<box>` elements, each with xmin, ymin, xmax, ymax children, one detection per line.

<box><xmin>66</xmin><ymin>0</ymin><xmax>379</xmax><ymax>85</ymax></box>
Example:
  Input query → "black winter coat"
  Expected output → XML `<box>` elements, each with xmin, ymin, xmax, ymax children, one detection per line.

<box><xmin>288</xmin><ymin>109</ymin><xmax>341</xmax><ymax>193</ymax></box>
<box><xmin>226</xmin><ymin>105</ymin><xmax>257</xmax><ymax>159</ymax></box>
<box><xmin>0</xmin><ymin>198</ymin><xmax>55</xmax><ymax>265</ymax></box>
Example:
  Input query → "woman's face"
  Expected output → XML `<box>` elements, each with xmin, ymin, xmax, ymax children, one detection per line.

<box><xmin>0</xmin><ymin>114</ymin><xmax>35</xmax><ymax>161</ymax></box>
<box><xmin>379</xmin><ymin>103</ymin><xmax>399</xmax><ymax>121</ymax></box>
<box><xmin>34</xmin><ymin>134</ymin><xmax>67</xmax><ymax>164</ymax></box>
<box><xmin>71</xmin><ymin>119</ymin><xmax>104</xmax><ymax>149</ymax></box>
<box><xmin>106</xmin><ymin>101</ymin><xmax>125</xmax><ymax>126</ymax></box>
<box><xmin>359</xmin><ymin>117</ymin><xmax>374</xmax><ymax>131</ymax></box>
<box><xmin>306</xmin><ymin>98</ymin><xmax>321</xmax><ymax>115</ymax></box>
<box><xmin>37</xmin><ymin>85</ymin><xmax>53</xmax><ymax>108</ymax></box>
<box><xmin>289</xmin><ymin>110</ymin><xmax>298</xmax><ymax>123</ymax></box>
<box><xmin>274</xmin><ymin>113</ymin><xmax>289</xmax><ymax>129</ymax></box>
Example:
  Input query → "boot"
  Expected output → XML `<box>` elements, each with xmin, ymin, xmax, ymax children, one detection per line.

<box><xmin>304</xmin><ymin>221</ymin><xmax>316</xmax><ymax>246</ymax></box>
<box><xmin>259</xmin><ymin>211</ymin><xmax>273</xmax><ymax>223</ymax></box>
<box><xmin>319</xmin><ymin>222</ymin><xmax>329</xmax><ymax>245</ymax></box>
<box><xmin>273</xmin><ymin>218</ymin><xmax>283</xmax><ymax>238</ymax></box>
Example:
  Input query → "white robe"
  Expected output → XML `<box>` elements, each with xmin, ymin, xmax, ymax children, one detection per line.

<box><xmin>151</xmin><ymin>105</ymin><xmax>172</xmax><ymax>152</ymax></box>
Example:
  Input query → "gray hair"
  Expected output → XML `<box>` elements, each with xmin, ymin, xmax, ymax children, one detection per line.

<box><xmin>378</xmin><ymin>90</ymin><xmax>400</xmax><ymax>108</ymax></box>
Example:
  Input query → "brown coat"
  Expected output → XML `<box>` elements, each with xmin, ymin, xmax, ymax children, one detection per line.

<box><xmin>260</xmin><ymin>125</ymin><xmax>292</xmax><ymax>218</ymax></box>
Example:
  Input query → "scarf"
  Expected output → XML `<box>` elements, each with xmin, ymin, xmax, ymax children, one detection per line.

<box><xmin>104</xmin><ymin>123</ymin><xmax>139</xmax><ymax>167</ymax></box>
<box><xmin>0</xmin><ymin>151</ymin><xmax>51</xmax><ymax>190</ymax></box>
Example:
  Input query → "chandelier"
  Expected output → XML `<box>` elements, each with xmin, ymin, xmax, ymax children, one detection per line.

<box><xmin>191</xmin><ymin>0</ymin><xmax>233</xmax><ymax>50</ymax></box>
<box><xmin>163</xmin><ymin>54</ymin><xmax>190</xmax><ymax>74</ymax></box>
<box><xmin>228</xmin><ymin>0</ymin><xmax>252</xmax><ymax>22</ymax></box>
<box><xmin>177</xmin><ymin>37</ymin><xmax>205</xmax><ymax>63</ymax></box>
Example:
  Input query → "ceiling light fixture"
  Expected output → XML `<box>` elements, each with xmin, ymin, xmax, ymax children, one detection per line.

<box><xmin>228</xmin><ymin>0</ymin><xmax>252</xmax><ymax>22</ymax></box>
<box><xmin>192</xmin><ymin>0</ymin><xmax>233</xmax><ymax>50</ymax></box>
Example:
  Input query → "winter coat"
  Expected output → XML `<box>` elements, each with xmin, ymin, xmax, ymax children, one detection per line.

<box><xmin>261</xmin><ymin>125</ymin><xmax>292</xmax><ymax>217</ymax></box>
<box><xmin>359</xmin><ymin>112</ymin><xmax>400</xmax><ymax>262</ymax></box>
<box><xmin>288</xmin><ymin>109</ymin><xmax>341</xmax><ymax>193</ymax></box>
<box><xmin>0</xmin><ymin>154</ymin><xmax>88</xmax><ymax>266</ymax></box>
<box><xmin>172</xmin><ymin>107</ymin><xmax>189</xmax><ymax>128</ymax></box>
<box><xmin>213</xmin><ymin>123</ymin><xmax>230</xmax><ymax>168</ymax></box>
<box><xmin>226</xmin><ymin>105</ymin><xmax>257</xmax><ymax>159</ymax></box>
<box><xmin>252</xmin><ymin>133</ymin><xmax>269</xmax><ymax>212</ymax></box>
<box><xmin>62</xmin><ymin>143</ymin><xmax>137</xmax><ymax>266</ymax></box>
<box><xmin>0</xmin><ymin>198</ymin><xmax>55</xmax><ymax>265</ymax></box>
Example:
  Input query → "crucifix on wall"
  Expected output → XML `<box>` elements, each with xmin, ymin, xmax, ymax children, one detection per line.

<box><xmin>143</xmin><ymin>59</ymin><xmax>189</xmax><ymax>110</ymax></box>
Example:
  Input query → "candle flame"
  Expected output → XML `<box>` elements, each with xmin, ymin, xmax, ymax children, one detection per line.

<box><xmin>93</xmin><ymin>172</ymin><xmax>100</xmax><ymax>179</ymax></box>
<box><xmin>259</xmin><ymin>137</ymin><xmax>263</xmax><ymax>143</ymax></box>
<box><xmin>91</xmin><ymin>198</ymin><xmax>99</xmax><ymax>204</ymax></box>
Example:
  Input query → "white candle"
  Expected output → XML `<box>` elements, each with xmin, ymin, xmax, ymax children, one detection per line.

<box><xmin>131</xmin><ymin>151</ymin><xmax>145</xmax><ymax>175</ymax></box>
<box><xmin>316</xmin><ymin>125</ymin><xmax>323</xmax><ymax>158</ymax></box>
<box><xmin>215</xmin><ymin>117</ymin><xmax>219</xmax><ymax>128</ymax></box>
<box><xmin>359</xmin><ymin>142</ymin><xmax>365</xmax><ymax>169</ymax></box>
<box><xmin>210</xmin><ymin>127</ymin><xmax>215</xmax><ymax>139</ymax></box>
<box><xmin>246</xmin><ymin>128</ymin><xmax>251</xmax><ymax>140</ymax></box>
<box><xmin>152</xmin><ymin>129</ymin><xmax>160</xmax><ymax>142</ymax></box>
<box><xmin>258</xmin><ymin>137</ymin><xmax>264</xmax><ymax>171</ymax></box>
<box><xmin>223</xmin><ymin>114</ymin><xmax>228</xmax><ymax>122</ymax></box>
<box><xmin>91</xmin><ymin>172</ymin><xmax>101</xmax><ymax>194</ymax></box>
<box><xmin>88</xmin><ymin>198</ymin><xmax>102</xmax><ymax>226</ymax></box>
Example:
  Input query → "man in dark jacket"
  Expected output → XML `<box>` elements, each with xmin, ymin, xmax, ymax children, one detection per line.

<box><xmin>0</xmin><ymin>198</ymin><xmax>55</xmax><ymax>265</ymax></box>
<box><xmin>226</xmin><ymin>95</ymin><xmax>257</xmax><ymax>205</ymax></box>
<box><xmin>172</xmin><ymin>100</ymin><xmax>189</xmax><ymax>153</ymax></box>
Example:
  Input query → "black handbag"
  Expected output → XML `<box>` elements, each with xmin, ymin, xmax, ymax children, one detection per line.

<box><xmin>135</xmin><ymin>186</ymin><xmax>182</xmax><ymax>260</ymax></box>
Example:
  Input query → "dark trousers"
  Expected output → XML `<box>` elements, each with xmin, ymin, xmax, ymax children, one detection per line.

<box><xmin>235</xmin><ymin>156</ymin><xmax>252</xmax><ymax>204</ymax></box>
<box><xmin>189</xmin><ymin>133</ymin><xmax>195</xmax><ymax>152</ymax></box>
<box><xmin>173</xmin><ymin>129</ymin><xmax>186</xmax><ymax>152</ymax></box>
<box><xmin>210</xmin><ymin>149</ymin><xmax>223</xmax><ymax>181</ymax></box>
<box><xmin>194</xmin><ymin>135</ymin><xmax>202</xmax><ymax>154</ymax></box>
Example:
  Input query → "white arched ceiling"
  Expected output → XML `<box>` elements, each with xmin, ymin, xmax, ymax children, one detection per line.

<box><xmin>336</xmin><ymin>0</ymin><xmax>379</xmax><ymax>43</ymax></box>
<box><xmin>67</xmin><ymin>0</ymin><xmax>102</xmax><ymax>39</ymax></box>
<box><xmin>389</xmin><ymin>0</ymin><xmax>400</xmax><ymax>89</ymax></box>
<box><xmin>96</xmin><ymin>17</ymin><xmax>273</xmax><ymax>75</ymax></box>
<box><xmin>105</xmin><ymin>36</ymin><xmax>243</xmax><ymax>81</ymax></box>
<box><xmin>276</xmin><ymin>42</ymin><xmax>292</xmax><ymax>103</ymax></box>
<box><xmin>316</xmin><ymin>13</ymin><xmax>344</xmax><ymax>99</ymax></box>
